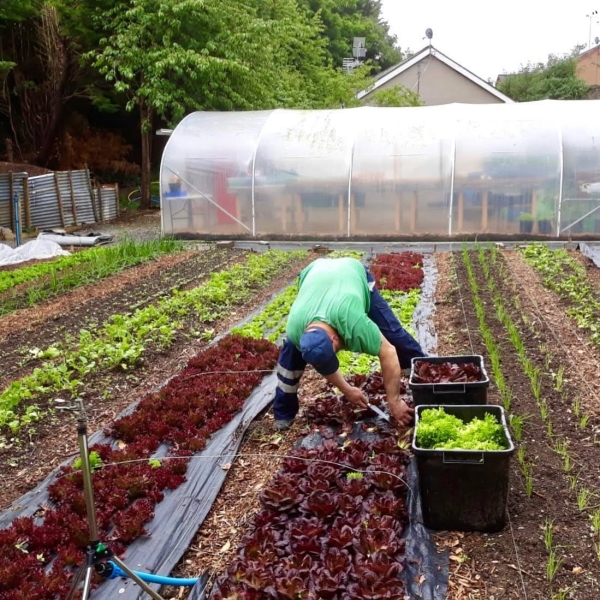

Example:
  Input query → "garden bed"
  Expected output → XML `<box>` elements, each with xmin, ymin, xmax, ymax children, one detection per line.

<box><xmin>432</xmin><ymin>249</ymin><xmax>600</xmax><ymax>599</ymax></box>
<box><xmin>0</xmin><ymin>248</ymin><xmax>313</xmax><ymax>513</ymax></box>
<box><xmin>3</xmin><ymin>243</ymin><xmax>600</xmax><ymax>599</ymax></box>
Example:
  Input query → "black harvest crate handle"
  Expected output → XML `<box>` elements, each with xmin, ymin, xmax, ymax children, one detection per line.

<box><xmin>442</xmin><ymin>451</ymin><xmax>485</xmax><ymax>465</ymax></box>
<box><xmin>432</xmin><ymin>383</ymin><xmax>466</xmax><ymax>394</ymax></box>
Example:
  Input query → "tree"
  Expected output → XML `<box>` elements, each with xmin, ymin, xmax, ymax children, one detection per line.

<box><xmin>366</xmin><ymin>84</ymin><xmax>422</xmax><ymax>107</ymax></box>
<box><xmin>498</xmin><ymin>47</ymin><xmax>589</xmax><ymax>102</ymax></box>
<box><xmin>296</xmin><ymin>0</ymin><xmax>402</xmax><ymax>72</ymax></box>
<box><xmin>0</xmin><ymin>4</ymin><xmax>78</xmax><ymax>165</ymax></box>
<box><xmin>91</xmin><ymin>0</ymin><xmax>331</xmax><ymax>207</ymax></box>
<box><xmin>90</xmin><ymin>0</ymin><xmax>380</xmax><ymax>206</ymax></box>
<box><xmin>0</xmin><ymin>0</ymin><xmax>39</xmax><ymax>22</ymax></box>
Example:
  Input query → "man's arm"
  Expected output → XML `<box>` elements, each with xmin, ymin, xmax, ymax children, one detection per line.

<box><xmin>378</xmin><ymin>335</ymin><xmax>414</xmax><ymax>425</ymax></box>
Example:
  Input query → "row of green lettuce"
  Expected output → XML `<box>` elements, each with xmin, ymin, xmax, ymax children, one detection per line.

<box><xmin>0</xmin><ymin>250</ymin><xmax>306</xmax><ymax>434</ymax></box>
<box><xmin>0</xmin><ymin>238</ymin><xmax>184</xmax><ymax>315</ymax></box>
<box><xmin>520</xmin><ymin>244</ymin><xmax>600</xmax><ymax>346</ymax></box>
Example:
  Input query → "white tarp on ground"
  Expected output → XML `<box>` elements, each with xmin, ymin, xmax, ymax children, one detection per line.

<box><xmin>38</xmin><ymin>230</ymin><xmax>114</xmax><ymax>246</ymax></box>
<box><xmin>0</xmin><ymin>239</ymin><xmax>70</xmax><ymax>267</ymax></box>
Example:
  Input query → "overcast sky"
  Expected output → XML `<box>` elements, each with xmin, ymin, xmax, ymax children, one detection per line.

<box><xmin>380</xmin><ymin>0</ymin><xmax>598</xmax><ymax>82</ymax></box>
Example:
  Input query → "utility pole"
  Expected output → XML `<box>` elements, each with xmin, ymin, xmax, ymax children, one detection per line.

<box><xmin>588</xmin><ymin>10</ymin><xmax>598</xmax><ymax>49</ymax></box>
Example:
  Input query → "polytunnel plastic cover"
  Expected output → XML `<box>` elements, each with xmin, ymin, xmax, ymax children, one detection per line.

<box><xmin>160</xmin><ymin>100</ymin><xmax>600</xmax><ymax>239</ymax></box>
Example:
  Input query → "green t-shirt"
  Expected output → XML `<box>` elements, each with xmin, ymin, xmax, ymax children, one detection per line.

<box><xmin>286</xmin><ymin>257</ymin><xmax>382</xmax><ymax>356</ymax></box>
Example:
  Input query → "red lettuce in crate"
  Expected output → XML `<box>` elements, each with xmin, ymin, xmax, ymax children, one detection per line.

<box><xmin>412</xmin><ymin>359</ymin><xmax>483</xmax><ymax>383</ymax></box>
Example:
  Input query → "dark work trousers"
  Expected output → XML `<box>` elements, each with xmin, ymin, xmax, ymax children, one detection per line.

<box><xmin>273</xmin><ymin>269</ymin><xmax>426</xmax><ymax>421</ymax></box>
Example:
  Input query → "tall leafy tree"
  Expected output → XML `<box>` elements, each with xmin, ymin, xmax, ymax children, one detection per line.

<box><xmin>498</xmin><ymin>47</ymin><xmax>589</xmax><ymax>102</ymax></box>
<box><xmin>0</xmin><ymin>0</ymin><xmax>39</xmax><ymax>22</ymax></box>
<box><xmin>91</xmin><ymin>0</ymin><xmax>373</xmax><ymax>206</ymax></box>
<box><xmin>0</xmin><ymin>3</ymin><xmax>80</xmax><ymax>165</ymax></box>
<box><xmin>296</xmin><ymin>0</ymin><xmax>402</xmax><ymax>71</ymax></box>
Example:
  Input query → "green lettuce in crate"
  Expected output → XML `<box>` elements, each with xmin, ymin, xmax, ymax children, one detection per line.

<box><xmin>416</xmin><ymin>407</ymin><xmax>507</xmax><ymax>451</ymax></box>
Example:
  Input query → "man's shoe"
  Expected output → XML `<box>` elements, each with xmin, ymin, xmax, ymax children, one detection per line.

<box><xmin>274</xmin><ymin>419</ymin><xmax>294</xmax><ymax>431</ymax></box>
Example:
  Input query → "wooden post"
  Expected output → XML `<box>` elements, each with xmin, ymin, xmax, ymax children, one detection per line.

<box><xmin>68</xmin><ymin>170</ymin><xmax>78</xmax><ymax>225</ymax></box>
<box><xmin>338</xmin><ymin>193</ymin><xmax>344</xmax><ymax>233</ymax></box>
<box><xmin>8</xmin><ymin>171</ymin><xmax>14</xmax><ymax>232</ymax></box>
<box><xmin>54</xmin><ymin>171</ymin><xmax>66</xmax><ymax>227</ymax></box>
<box><xmin>294</xmin><ymin>194</ymin><xmax>303</xmax><ymax>232</ymax></box>
<box><xmin>6</xmin><ymin>139</ymin><xmax>13</xmax><ymax>162</ymax></box>
<box><xmin>98</xmin><ymin>183</ymin><xmax>104</xmax><ymax>223</ymax></box>
<box><xmin>115</xmin><ymin>183</ymin><xmax>120</xmax><ymax>216</ymax></box>
<box><xmin>481</xmin><ymin>190</ymin><xmax>489</xmax><ymax>231</ymax></box>
<box><xmin>410</xmin><ymin>190</ymin><xmax>418</xmax><ymax>233</ymax></box>
<box><xmin>457</xmin><ymin>192</ymin><xmax>464</xmax><ymax>231</ymax></box>
<box><xmin>23</xmin><ymin>176</ymin><xmax>31</xmax><ymax>229</ymax></box>
<box><xmin>531</xmin><ymin>190</ymin><xmax>538</xmax><ymax>234</ymax></box>
<box><xmin>280</xmin><ymin>195</ymin><xmax>287</xmax><ymax>232</ymax></box>
<box><xmin>85</xmin><ymin>165</ymin><xmax>99</xmax><ymax>223</ymax></box>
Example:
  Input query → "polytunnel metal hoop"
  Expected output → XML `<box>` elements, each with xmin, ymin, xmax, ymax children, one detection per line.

<box><xmin>251</xmin><ymin>111</ymin><xmax>277</xmax><ymax>237</ymax></box>
<box><xmin>557</xmin><ymin>122</ymin><xmax>565</xmax><ymax>238</ymax></box>
<box><xmin>448</xmin><ymin>127</ymin><xmax>457</xmax><ymax>236</ymax></box>
<box><xmin>347</xmin><ymin>140</ymin><xmax>356</xmax><ymax>238</ymax></box>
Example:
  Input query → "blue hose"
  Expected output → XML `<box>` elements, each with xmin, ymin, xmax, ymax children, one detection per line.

<box><xmin>104</xmin><ymin>561</ymin><xmax>199</xmax><ymax>586</ymax></box>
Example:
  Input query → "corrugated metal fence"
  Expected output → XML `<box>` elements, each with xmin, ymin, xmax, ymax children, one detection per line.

<box><xmin>0</xmin><ymin>169</ymin><xmax>119</xmax><ymax>231</ymax></box>
<box><xmin>0</xmin><ymin>172</ymin><xmax>27</xmax><ymax>231</ymax></box>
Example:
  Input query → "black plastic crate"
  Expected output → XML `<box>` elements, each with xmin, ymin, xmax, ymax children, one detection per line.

<box><xmin>409</xmin><ymin>355</ymin><xmax>490</xmax><ymax>406</ymax></box>
<box><xmin>412</xmin><ymin>404</ymin><xmax>514</xmax><ymax>532</ymax></box>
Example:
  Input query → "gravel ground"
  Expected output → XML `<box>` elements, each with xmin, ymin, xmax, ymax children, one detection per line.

<box><xmin>73</xmin><ymin>208</ymin><xmax>163</xmax><ymax>243</ymax></box>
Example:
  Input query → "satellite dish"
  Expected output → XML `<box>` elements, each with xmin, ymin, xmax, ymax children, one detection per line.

<box><xmin>425</xmin><ymin>28</ymin><xmax>433</xmax><ymax>40</ymax></box>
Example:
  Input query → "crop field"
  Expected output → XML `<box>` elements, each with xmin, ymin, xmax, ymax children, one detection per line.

<box><xmin>0</xmin><ymin>239</ymin><xmax>599</xmax><ymax>600</ymax></box>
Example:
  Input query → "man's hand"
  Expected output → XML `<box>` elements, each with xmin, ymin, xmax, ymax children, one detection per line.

<box><xmin>388</xmin><ymin>398</ymin><xmax>414</xmax><ymax>426</ymax></box>
<box><xmin>344</xmin><ymin>385</ymin><xmax>369</xmax><ymax>409</ymax></box>
<box><xmin>325</xmin><ymin>370</ymin><xmax>369</xmax><ymax>409</ymax></box>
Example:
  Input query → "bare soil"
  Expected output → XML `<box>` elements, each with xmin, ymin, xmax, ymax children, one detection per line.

<box><xmin>0</xmin><ymin>248</ymin><xmax>241</xmax><ymax>390</ymax></box>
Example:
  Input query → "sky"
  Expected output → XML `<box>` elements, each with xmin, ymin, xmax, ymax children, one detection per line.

<box><xmin>380</xmin><ymin>0</ymin><xmax>599</xmax><ymax>82</ymax></box>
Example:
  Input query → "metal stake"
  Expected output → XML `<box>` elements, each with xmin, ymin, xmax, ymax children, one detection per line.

<box><xmin>63</xmin><ymin>399</ymin><xmax>164</xmax><ymax>600</ymax></box>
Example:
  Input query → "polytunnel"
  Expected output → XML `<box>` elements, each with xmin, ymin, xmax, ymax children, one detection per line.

<box><xmin>159</xmin><ymin>100</ymin><xmax>600</xmax><ymax>239</ymax></box>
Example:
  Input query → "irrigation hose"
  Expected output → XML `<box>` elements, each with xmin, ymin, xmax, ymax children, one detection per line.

<box><xmin>101</xmin><ymin>561</ymin><xmax>199</xmax><ymax>586</ymax></box>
